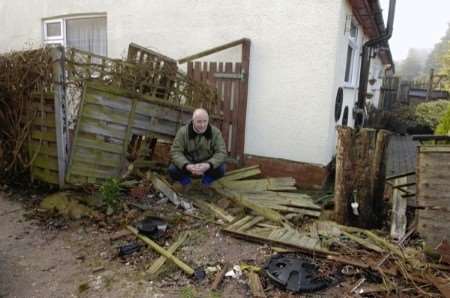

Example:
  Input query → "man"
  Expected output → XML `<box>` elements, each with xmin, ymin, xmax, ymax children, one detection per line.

<box><xmin>169</xmin><ymin>108</ymin><xmax>227</xmax><ymax>189</ymax></box>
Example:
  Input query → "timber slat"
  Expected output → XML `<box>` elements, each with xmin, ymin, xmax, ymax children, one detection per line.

<box><xmin>237</xmin><ymin>216</ymin><xmax>265</xmax><ymax>233</ymax></box>
<box><xmin>32</xmin><ymin>155</ymin><xmax>59</xmax><ymax>171</ymax></box>
<box><xmin>76</xmin><ymin>138</ymin><xmax>123</xmax><ymax>154</ymax></box>
<box><xmin>227</xmin><ymin>215</ymin><xmax>254</xmax><ymax>231</ymax></box>
<box><xmin>224</xmin><ymin>165</ymin><xmax>260</xmax><ymax>176</ymax></box>
<box><xmin>31</xmin><ymin>167</ymin><xmax>59</xmax><ymax>184</ymax></box>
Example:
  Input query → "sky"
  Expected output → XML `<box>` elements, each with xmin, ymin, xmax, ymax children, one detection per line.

<box><xmin>379</xmin><ymin>0</ymin><xmax>450</xmax><ymax>62</ymax></box>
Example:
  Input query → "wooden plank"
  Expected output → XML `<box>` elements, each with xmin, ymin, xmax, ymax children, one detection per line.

<box><xmin>218</xmin><ymin>168</ymin><xmax>261</xmax><ymax>182</ymax></box>
<box><xmin>178</xmin><ymin>38</ymin><xmax>248</xmax><ymax>64</ymax></box>
<box><xmin>227</xmin><ymin>215</ymin><xmax>254</xmax><ymax>231</ymax></box>
<box><xmin>51</xmin><ymin>46</ymin><xmax>68</xmax><ymax>188</ymax></box>
<box><xmin>237</xmin><ymin>216</ymin><xmax>265</xmax><ymax>233</ymax></box>
<box><xmin>223</xmin><ymin>226</ymin><xmax>332</xmax><ymax>255</ymax></box>
<box><xmin>386</xmin><ymin>171</ymin><xmax>415</xmax><ymax>180</ymax></box>
<box><xmin>31</xmin><ymin>131</ymin><xmax>56</xmax><ymax>142</ymax></box>
<box><xmin>247</xmin><ymin>271</ymin><xmax>266</xmax><ymax>298</ymax></box>
<box><xmin>230</xmin><ymin>63</ymin><xmax>241</xmax><ymax>159</ymax></box>
<box><xmin>419</xmin><ymin>146</ymin><xmax>450</xmax><ymax>153</ymax></box>
<box><xmin>31</xmin><ymin>167</ymin><xmax>59</xmax><ymax>184</ymax></box>
<box><xmin>127</xmin><ymin>226</ymin><xmax>194</xmax><ymax>276</ymax></box>
<box><xmin>225</xmin><ymin>165</ymin><xmax>260</xmax><ymax>176</ymax></box>
<box><xmin>72</xmin><ymin>152</ymin><xmax>121</xmax><ymax>168</ymax></box>
<box><xmin>216</xmin><ymin>188</ymin><xmax>290</xmax><ymax>226</ymax></box>
<box><xmin>31</xmin><ymin>102</ymin><xmax>54</xmax><ymax>113</ymax></box>
<box><xmin>390</xmin><ymin>177</ymin><xmax>407</xmax><ymax>240</ymax></box>
<box><xmin>208</xmin><ymin>62</ymin><xmax>218</xmax><ymax>115</ymax></box>
<box><xmin>32</xmin><ymin>155</ymin><xmax>59</xmax><ymax>171</ymax></box>
<box><xmin>253</xmin><ymin>204</ymin><xmax>321</xmax><ymax>217</ymax></box>
<box><xmin>33</xmin><ymin>117</ymin><xmax>56</xmax><ymax>128</ymax></box>
<box><xmin>244</xmin><ymin>192</ymin><xmax>320</xmax><ymax>210</ymax></box>
<box><xmin>218</xmin><ymin>177</ymin><xmax>296</xmax><ymax>192</ymax></box>
<box><xmin>76</xmin><ymin>138</ymin><xmax>123</xmax><ymax>154</ymax></box>
<box><xmin>29</xmin><ymin>142</ymin><xmax>58</xmax><ymax>157</ymax></box>
<box><xmin>217</xmin><ymin>62</ymin><xmax>225</xmax><ymax>131</ymax></box>
<box><xmin>418</xmin><ymin>209</ymin><xmax>450</xmax><ymax>248</ymax></box>
<box><xmin>85</xmin><ymin>92</ymin><xmax>132</xmax><ymax>112</ymax></box>
<box><xmin>70</xmin><ymin>163</ymin><xmax>119</xmax><ymax>179</ymax></box>
<box><xmin>78</xmin><ymin>117</ymin><xmax>127</xmax><ymax>139</ymax></box>
<box><xmin>146</xmin><ymin>232</ymin><xmax>189</xmax><ymax>279</ymax></box>
<box><xmin>235</xmin><ymin>39</ymin><xmax>250</xmax><ymax>164</ymax></box>
<box><xmin>222</xmin><ymin>62</ymin><xmax>233</xmax><ymax>150</ymax></box>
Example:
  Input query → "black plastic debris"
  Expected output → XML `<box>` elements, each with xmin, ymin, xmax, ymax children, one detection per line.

<box><xmin>194</xmin><ymin>267</ymin><xmax>206</xmax><ymax>281</ymax></box>
<box><xmin>118</xmin><ymin>242</ymin><xmax>142</xmax><ymax>257</ymax></box>
<box><xmin>136</xmin><ymin>216</ymin><xmax>168</xmax><ymax>239</ymax></box>
<box><xmin>264</xmin><ymin>254</ymin><xmax>331</xmax><ymax>293</ymax></box>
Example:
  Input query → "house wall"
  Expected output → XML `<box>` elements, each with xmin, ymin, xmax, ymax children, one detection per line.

<box><xmin>368</xmin><ymin>56</ymin><xmax>384</xmax><ymax>108</ymax></box>
<box><xmin>0</xmin><ymin>0</ymin><xmax>373</xmax><ymax>184</ymax></box>
<box><xmin>328</xmin><ymin>1</ymin><xmax>368</xmax><ymax>156</ymax></box>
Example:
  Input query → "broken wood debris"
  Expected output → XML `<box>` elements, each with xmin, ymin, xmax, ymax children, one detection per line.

<box><xmin>126</xmin><ymin>225</ymin><xmax>194</xmax><ymax>276</ymax></box>
<box><xmin>211</xmin><ymin>264</ymin><xmax>229</xmax><ymax>290</ymax></box>
<box><xmin>150</xmin><ymin>174</ymin><xmax>193</xmax><ymax>212</ymax></box>
<box><xmin>213</xmin><ymin>165</ymin><xmax>321</xmax><ymax>222</ymax></box>
<box><xmin>146</xmin><ymin>231</ymin><xmax>189</xmax><ymax>279</ymax></box>
<box><xmin>223</xmin><ymin>215</ymin><xmax>333</xmax><ymax>255</ymax></box>
<box><xmin>247</xmin><ymin>271</ymin><xmax>266</xmax><ymax>298</ymax></box>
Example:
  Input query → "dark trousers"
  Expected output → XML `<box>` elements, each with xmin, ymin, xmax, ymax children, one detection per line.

<box><xmin>168</xmin><ymin>163</ymin><xmax>225</xmax><ymax>186</ymax></box>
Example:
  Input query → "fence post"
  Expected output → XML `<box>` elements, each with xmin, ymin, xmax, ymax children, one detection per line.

<box><xmin>51</xmin><ymin>46</ymin><xmax>68</xmax><ymax>188</ymax></box>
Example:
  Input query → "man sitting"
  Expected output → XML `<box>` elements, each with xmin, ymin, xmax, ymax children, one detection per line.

<box><xmin>168</xmin><ymin>108</ymin><xmax>227</xmax><ymax>191</ymax></box>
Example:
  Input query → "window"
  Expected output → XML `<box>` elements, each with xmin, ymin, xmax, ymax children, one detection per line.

<box><xmin>344</xmin><ymin>21</ymin><xmax>358</xmax><ymax>86</ymax></box>
<box><xmin>43</xmin><ymin>15</ymin><xmax>107</xmax><ymax>56</ymax></box>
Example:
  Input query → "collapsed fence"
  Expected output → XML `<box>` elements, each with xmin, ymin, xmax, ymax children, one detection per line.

<box><xmin>0</xmin><ymin>45</ymin><xmax>222</xmax><ymax>186</ymax></box>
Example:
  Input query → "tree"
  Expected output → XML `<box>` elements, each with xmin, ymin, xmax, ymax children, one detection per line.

<box><xmin>396</xmin><ymin>48</ymin><xmax>429</xmax><ymax>81</ymax></box>
<box><xmin>423</xmin><ymin>23</ymin><xmax>450</xmax><ymax>76</ymax></box>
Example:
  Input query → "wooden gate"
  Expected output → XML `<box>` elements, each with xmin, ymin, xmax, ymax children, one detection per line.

<box><xmin>179</xmin><ymin>38</ymin><xmax>251</xmax><ymax>165</ymax></box>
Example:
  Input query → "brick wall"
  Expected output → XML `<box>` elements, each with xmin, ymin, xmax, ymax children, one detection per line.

<box><xmin>244</xmin><ymin>154</ymin><xmax>329</xmax><ymax>189</ymax></box>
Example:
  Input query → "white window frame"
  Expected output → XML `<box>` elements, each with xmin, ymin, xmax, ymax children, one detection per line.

<box><xmin>343</xmin><ymin>20</ymin><xmax>360</xmax><ymax>88</ymax></box>
<box><xmin>42</xmin><ymin>14</ymin><xmax>107</xmax><ymax>55</ymax></box>
<box><xmin>43</xmin><ymin>19</ymin><xmax>64</xmax><ymax>42</ymax></box>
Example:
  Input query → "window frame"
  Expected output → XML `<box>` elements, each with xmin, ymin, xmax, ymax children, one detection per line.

<box><xmin>42</xmin><ymin>14</ymin><xmax>107</xmax><ymax>55</ymax></box>
<box><xmin>43</xmin><ymin>19</ymin><xmax>64</xmax><ymax>42</ymax></box>
<box><xmin>343</xmin><ymin>20</ymin><xmax>360</xmax><ymax>88</ymax></box>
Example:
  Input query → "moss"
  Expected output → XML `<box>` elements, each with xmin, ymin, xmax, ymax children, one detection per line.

<box><xmin>78</xmin><ymin>282</ymin><xmax>90</xmax><ymax>293</ymax></box>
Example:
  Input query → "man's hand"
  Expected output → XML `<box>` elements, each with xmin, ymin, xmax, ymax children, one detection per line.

<box><xmin>186</xmin><ymin>163</ymin><xmax>210</xmax><ymax>176</ymax></box>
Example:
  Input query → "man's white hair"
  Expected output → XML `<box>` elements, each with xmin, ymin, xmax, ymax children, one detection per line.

<box><xmin>193</xmin><ymin>108</ymin><xmax>209</xmax><ymax>119</ymax></box>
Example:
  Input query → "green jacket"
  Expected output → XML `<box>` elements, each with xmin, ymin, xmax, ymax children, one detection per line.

<box><xmin>170</xmin><ymin>122</ymin><xmax>227</xmax><ymax>170</ymax></box>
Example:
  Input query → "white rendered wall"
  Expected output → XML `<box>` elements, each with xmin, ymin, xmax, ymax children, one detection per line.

<box><xmin>1</xmin><ymin>0</ymin><xmax>355</xmax><ymax>166</ymax></box>
<box><xmin>367</xmin><ymin>56</ymin><xmax>384</xmax><ymax>108</ymax></box>
<box><xmin>326</xmin><ymin>0</ymin><xmax>371</xmax><ymax>160</ymax></box>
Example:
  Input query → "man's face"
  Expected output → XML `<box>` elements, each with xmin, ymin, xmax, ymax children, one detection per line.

<box><xmin>193</xmin><ymin>111</ymin><xmax>209</xmax><ymax>134</ymax></box>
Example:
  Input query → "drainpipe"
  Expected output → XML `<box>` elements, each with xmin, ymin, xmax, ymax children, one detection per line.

<box><xmin>354</xmin><ymin>0</ymin><xmax>396</xmax><ymax>127</ymax></box>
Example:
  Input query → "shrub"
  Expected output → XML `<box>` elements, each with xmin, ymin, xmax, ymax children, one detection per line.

<box><xmin>99</xmin><ymin>178</ymin><xmax>122</xmax><ymax>214</ymax></box>
<box><xmin>415</xmin><ymin>100</ymin><xmax>450</xmax><ymax>130</ymax></box>
<box><xmin>435</xmin><ymin>104</ymin><xmax>450</xmax><ymax>135</ymax></box>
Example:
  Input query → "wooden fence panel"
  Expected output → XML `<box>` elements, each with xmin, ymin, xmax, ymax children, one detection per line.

<box><xmin>417</xmin><ymin>145</ymin><xmax>450</xmax><ymax>248</ymax></box>
<box><xmin>187</xmin><ymin>60</ymin><xmax>247</xmax><ymax>163</ymax></box>
<box><xmin>66</xmin><ymin>83</ymin><xmax>194</xmax><ymax>185</ymax></box>
<box><xmin>28</xmin><ymin>93</ymin><xmax>59</xmax><ymax>185</ymax></box>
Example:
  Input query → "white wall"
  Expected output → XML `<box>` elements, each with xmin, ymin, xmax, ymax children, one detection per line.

<box><xmin>326</xmin><ymin>1</ymin><xmax>372</xmax><ymax>160</ymax></box>
<box><xmin>0</xmin><ymin>0</ymin><xmax>351</xmax><ymax>166</ymax></box>
<box><xmin>367</xmin><ymin>56</ymin><xmax>384</xmax><ymax>108</ymax></box>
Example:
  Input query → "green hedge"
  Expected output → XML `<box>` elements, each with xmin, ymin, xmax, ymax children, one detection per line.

<box><xmin>415</xmin><ymin>100</ymin><xmax>450</xmax><ymax>129</ymax></box>
<box><xmin>435</xmin><ymin>104</ymin><xmax>450</xmax><ymax>135</ymax></box>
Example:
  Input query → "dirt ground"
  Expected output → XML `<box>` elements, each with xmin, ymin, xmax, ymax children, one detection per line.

<box><xmin>0</xmin><ymin>184</ymin><xmax>350</xmax><ymax>298</ymax></box>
